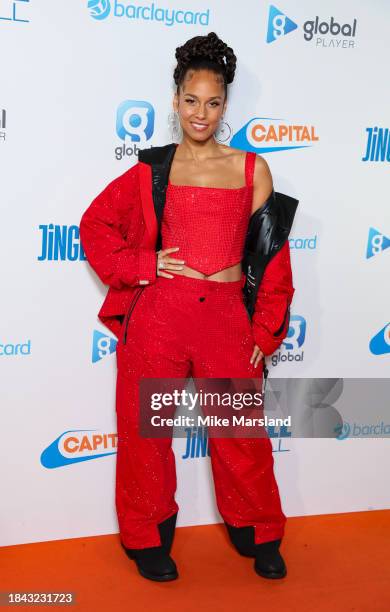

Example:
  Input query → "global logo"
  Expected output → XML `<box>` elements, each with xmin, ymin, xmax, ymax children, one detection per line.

<box><xmin>271</xmin><ymin>315</ymin><xmax>306</xmax><ymax>367</ymax></box>
<box><xmin>283</xmin><ymin>315</ymin><xmax>306</xmax><ymax>350</ymax></box>
<box><xmin>92</xmin><ymin>330</ymin><xmax>117</xmax><ymax>363</ymax></box>
<box><xmin>230</xmin><ymin>117</ymin><xmax>319</xmax><ymax>154</ymax></box>
<box><xmin>266</xmin><ymin>5</ymin><xmax>357</xmax><ymax>47</ymax></box>
<box><xmin>369</xmin><ymin>323</ymin><xmax>390</xmax><ymax>356</ymax></box>
<box><xmin>366</xmin><ymin>227</ymin><xmax>390</xmax><ymax>259</ymax></box>
<box><xmin>88</xmin><ymin>0</ymin><xmax>111</xmax><ymax>20</ymax></box>
<box><xmin>41</xmin><ymin>430</ymin><xmax>118</xmax><ymax>468</ymax></box>
<box><xmin>115</xmin><ymin>100</ymin><xmax>154</xmax><ymax>160</ymax></box>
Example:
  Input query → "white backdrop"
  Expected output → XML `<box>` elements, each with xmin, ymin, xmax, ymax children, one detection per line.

<box><xmin>1</xmin><ymin>0</ymin><xmax>389</xmax><ymax>546</ymax></box>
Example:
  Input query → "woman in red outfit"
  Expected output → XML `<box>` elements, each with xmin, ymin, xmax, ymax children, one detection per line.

<box><xmin>80</xmin><ymin>32</ymin><xmax>295</xmax><ymax>583</ymax></box>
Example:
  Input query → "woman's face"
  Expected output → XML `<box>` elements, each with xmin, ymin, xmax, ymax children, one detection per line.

<box><xmin>173</xmin><ymin>69</ymin><xmax>227</xmax><ymax>142</ymax></box>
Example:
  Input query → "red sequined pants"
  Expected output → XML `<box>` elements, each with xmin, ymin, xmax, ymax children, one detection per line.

<box><xmin>115</xmin><ymin>274</ymin><xmax>286</xmax><ymax>549</ymax></box>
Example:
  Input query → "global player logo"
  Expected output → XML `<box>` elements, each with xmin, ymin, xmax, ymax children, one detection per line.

<box><xmin>115</xmin><ymin>100</ymin><xmax>155</xmax><ymax>160</ymax></box>
<box><xmin>266</xmin><ymin>5</ymin><xmax>357</xmax><ymax>47</ymax></box>
<box><xmin>92</xmin><ymin>330</ymin><xmax>117</xmax><ymax>363</ymax></box>
<box><xmin>366</xmin><ymin>227</ymin><xmax>390</xmax><ymax>259</ymax></box>
<box><xmin>271</xmin><ymin>315</ymin><xmax>306</xmax><ymax>367</ymax></box>
<box><xmin>88</xmin><ymin>0</ymin><xmax>111</xmax><ymax>20</ymax></box>
<box><xmin>369</xmin><ymin>323</ymin><xmax>390</xmax><ymax>356</ymax></box>
<box><xmin>266</xmin><ymin>5</ymin><xmax>298</xmax><ymax>43</ymax></box>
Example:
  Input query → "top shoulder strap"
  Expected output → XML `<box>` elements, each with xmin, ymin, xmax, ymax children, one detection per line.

<box><xmin>245</xmin><ymin>151</ymin><xmax>256</xmax><ymax>187</ymax></box>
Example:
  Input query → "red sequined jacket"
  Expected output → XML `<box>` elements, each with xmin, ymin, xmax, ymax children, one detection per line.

<box><xmin>80</xmin><ymin>150</ymin><xmax>296</xmax><ymax>356</ymax></box>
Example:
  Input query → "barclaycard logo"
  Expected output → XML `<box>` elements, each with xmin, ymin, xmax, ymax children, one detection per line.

<box><xmin>88</xmin><ymin>0</ymin><xmax>210</xmax><ymax>26</ymax></box>
<box><xmin>369</xmin><ymin>323</ymin><xmax>390</xmax><ymax>356</ymax></box>
<box><xmin>335</xmin><ymin>421</ymin><xmax>390</xmax><ymax>440</ymax></box>
<box><xmin>230</xmin><ymin>117</ymin><xmax>319</xmax><ymax>154</ymax></box>
<box><xmin>88</xmin><ymin>0</ymin><xmax>111</xmax><ymax>20</ymax></box>
<box><xmin>366</xmin><ymin>227</ymin><xmax>390</xmax><ymax>259</ymax></box>
<box><xmin>41</xmin><ymin>429</ymin><xmax>118</xmax><ymax>468</ymax></box>
<box><xmin>289</xmin><ymin>235</ymin><xmax>317</xmax><ymax>250</ymax></box>
<box><xmin>1</xmin><ymin>340</ymin><xmax>31</xmax><ymax>356</ymax></box>
<box><xmin>92</xmin><ymin>330</ymin><xmax>117</xmax><ymax>363</ymax></box>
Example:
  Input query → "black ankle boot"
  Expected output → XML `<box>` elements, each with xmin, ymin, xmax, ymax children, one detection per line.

<box><xmin>224</xmin><ymin>522</ymin><xmax>257</xmax><ymax>557</ymax></box>
<box><xmin>122</xmin><ymin>513</ymin><xmax>179</xmax><ymax>582</ymax></box>
<box><xmin>158</xmin><ymin>512</ymin><xmax>178</xmax><ymax>555</ymax></box>
<box><xmin>224</xmin><ymin>522</ymin><xmax>287</xmax><ymax>579</ymax></box>
<box><xmin>254</xmin><ymin>538</ymin><xmax>287</xmax><ymax>579</ymax></box>
<box><xmin>123</xmin><ymin>544</ymin><xmax>178</xmax><ymax>581</ymax></box>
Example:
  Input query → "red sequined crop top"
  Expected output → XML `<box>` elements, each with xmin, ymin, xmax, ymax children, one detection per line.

<box><xmin>161</xmin><ymin>151</ymin><xmax>256</xmax><ymax>276</ymax></box>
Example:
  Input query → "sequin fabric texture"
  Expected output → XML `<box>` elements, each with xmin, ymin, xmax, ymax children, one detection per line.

<box><xmin>114</xmin><ymin>151</ymin><xmax>287</xmax><ymax>550</ymax></box>
<box><xmin>161</xmin><ymin>153</ymin><xmax>254</xmax><ymax>276</ymax></box>
<box><xmin>115</xmin><ymin>273</ymin><xmax>286</xmax><ymax>549</ymax></box>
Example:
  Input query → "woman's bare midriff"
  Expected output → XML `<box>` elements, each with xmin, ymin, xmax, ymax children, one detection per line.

<box><xmin>171</xmin><ymin>261</ymin><xmax>242</xmax><ymax>282</ymax></box>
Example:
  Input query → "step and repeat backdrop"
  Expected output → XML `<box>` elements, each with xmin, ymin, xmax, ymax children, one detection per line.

<box><xmin>1</xmin><ymin>0</ymin><xmax>389</xmax><ymax>546</ymax></box>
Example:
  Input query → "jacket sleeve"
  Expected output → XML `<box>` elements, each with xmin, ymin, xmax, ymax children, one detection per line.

<box><xmin>79</xmin><ymin>163</ymin><xmax>157</xmax><ymax>290</ymax></box>
<box><xmin>251</xmin><ymin>240</ymin><xmax>295</xmax><ymax>356</ymax></box>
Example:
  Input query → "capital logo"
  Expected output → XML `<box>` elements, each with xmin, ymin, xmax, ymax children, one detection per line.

<box><xmin>283</xmin><ymin>315</ymin><xmax>306</xmax><ymax>350</ymax></box>
<box><xmin>41</xmin><ymin>429</ymin><xmax>117</xmax><ymax>468</ymax></box>
<box><xmin>230</xmin><ymin>117</ymin><xmax>318</xmax><ymax>154</ymax></box>
<box><xmin>266</xmin><ymin>5</ymin><xmax>298</xmax><ymax>43</ymax></box>
<box><xmin>366</xmin><ymin>227</ymin><xmax>390</xmax><ymax>259</ymax></box>
<box><xmin>369</xmin><ymin>323</ymin><xmax>390</xmax><ymax>356</ymax></box>
<box><xmin>88</xmin><ymin>0</ymin><xmax>111</xmax><ymax>20</ymax></box>
<box><xmin>92</xmin><ymin>330</ymin><xmax>117</xmax><ymax>363</ymax></box>
<box><xmin>116</xmin><ymin>100</ymin><xmax>154</xmax><ymax>145</ymax></box>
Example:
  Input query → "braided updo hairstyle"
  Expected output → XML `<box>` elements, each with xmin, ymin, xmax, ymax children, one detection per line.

<box><xmin>173</xmin><ymin>31</ymin><xmax>237</xmax><ymax>99</ymax></box>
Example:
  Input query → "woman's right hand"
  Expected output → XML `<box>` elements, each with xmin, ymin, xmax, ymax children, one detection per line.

<box><xmin>156</xmin><ymin>247</ymin><xmax>186</xmax><ymax>279</ymax></box>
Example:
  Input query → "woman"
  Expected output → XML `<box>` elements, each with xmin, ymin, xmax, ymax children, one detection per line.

<box><xmin>80</xmin><ymin>32</ymin><xmax>296</xmax><ymax>583</ymax></box>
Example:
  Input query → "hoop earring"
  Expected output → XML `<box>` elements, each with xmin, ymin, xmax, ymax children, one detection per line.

<box><xmin>168</xmin><ymin>110</ymin><xmax>183</xmax><ymax>143</ymax></box>
<box><xmin>214</xmin><ymin>117</ymin><xmax>232</xmax><ymax>143</ymax></box>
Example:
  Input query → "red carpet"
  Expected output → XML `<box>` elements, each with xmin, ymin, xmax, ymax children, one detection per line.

<box><xmin>2</xmin><ymin>510</ymin><xmax>389</xmax><ymax>611</ymax></box>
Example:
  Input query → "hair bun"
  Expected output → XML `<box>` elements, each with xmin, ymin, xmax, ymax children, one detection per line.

<box><xmin>174</xmin><ymin>31</ymin><xmax>237</xmax><ymax>87</ymax></box>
